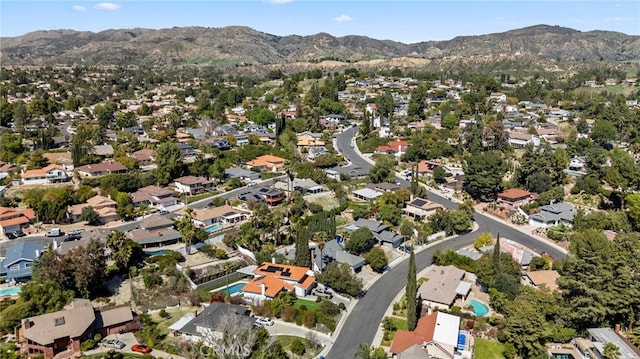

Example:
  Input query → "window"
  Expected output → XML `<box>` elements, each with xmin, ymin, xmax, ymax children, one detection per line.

<box><xmin>9</xmin><ymin>264</ymin><xmax>20</xmax><ymax>271</ymax></box>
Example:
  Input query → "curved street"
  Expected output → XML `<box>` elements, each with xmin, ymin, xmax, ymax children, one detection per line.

<box><xmin>327</xmin><ymin>127</ymin><xmax>568</xmax><ymax>358</ymax></box>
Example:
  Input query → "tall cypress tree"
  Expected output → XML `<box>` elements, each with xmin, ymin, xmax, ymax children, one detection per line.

<box><xmin>493</xmin><ymin>233</ymin><xmax>501</xmax><ymax>273</ymax></box>
<box><xmin>294</xmin><ymin>227</ymin><xmax>311</xmax><ymax>269</ymax></box>
<box><xmin>406</xmin><ymin>250</ymin><xmax>418</xmax><ymax>331</ymax></box>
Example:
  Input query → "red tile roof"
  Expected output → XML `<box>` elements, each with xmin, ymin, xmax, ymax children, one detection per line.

<box><xmin>498</xmin><ymin>188</ymin><xmax>534</xmax><ymax>201</ymax></box>
<box><xmin>390</xmin><ymin>312</ymin><xmax>438</xmax><ymax>354</ymax></box>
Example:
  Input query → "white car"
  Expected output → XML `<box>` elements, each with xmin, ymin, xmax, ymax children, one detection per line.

<box><xmin>255</xmin><ymin>317</ymin><xmax>274</xmax><ymax>326</ymax></box>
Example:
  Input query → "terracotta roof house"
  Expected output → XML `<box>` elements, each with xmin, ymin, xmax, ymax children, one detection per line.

<box><xmin>76</xmin><ymin>161</ymin><xmax>127</xmax><ymax>177</ymax></box>
<box><xmin>497</xmin><ymin>188</ymin><xmax>537</xmax><ymax>208</ymax></box>
<box><xmin>296</xmin><ymin>133</ymin><xmax>325</xmax><ymax>147</ymax></box>
<box><xmin>417</xmin><ymin>160</ymin><xmax>442</xmax><ymax>175</ymax></box>
<box><xmin>21</xmin><ymin>164</ymin><xmax>70</xmax><ymax>185</ymax></box>
<box><xmin>417</xmin><ymin>265</ymin><xmax>472</xmax><ymax>309</ymax></box>
<box><xmin>375</xmin><ymin>140</ymin><xmax>409</xmax><ymax>156</ymax></box>
<box><xmin>179</xmin><ymin>205</ymin><xmax>247</xmax><ymax>228</ymax></box>
<box><xmin>404</xmin><ymin>197</ymin><xmax>444</xmax><ymax>220</ymax></box>
<box><xmin>130</xmin><ymin>185</ymin><xmax>178</xmax><ymax>209</ymax></box>
<box><xmin>68</xmin><ymin>195</ymin><xmax>118</xmax><ymax>224</ymax></box>
<box><xmin>246</xmin><ymin>154</ymin><xmax>286</xmax><ymax>173</ymax></box>
<box><xmin>0</xmin><ymin>207</ymin><xmax>36</xmax><ymax>236</ymax></box>
<box><xmin>390</xmin><ymin>311</ymin><xmax>462</xmax><ymax>358</ymax></box>
<box><xmin>0</xmin><ymin>161</ymin><xmax>17</xmax><ymax>176</ymax></box>
<box><xmin>480</xmin><ymin>240</ymin><xmax>536</xmax><ymax>268</ymax></box>
<box><xmin>0</xmin><ymin>241</ymin><xmax>45</xmax><ymax>282</ymax></box>
<box><xmin>242</xmin><ymin>263</ymin><xmax>316</xmax><ymax>303</ymax></box>
<box><xmin>128</xmin><ymin>215</ymin><xmax>181</xmax><ymax>248</ymax></box>
<box><xmin>176</xmin><ymin>303</ymin><xmax>253</xmax><ymax>345</ymax></box>
<box><xmin>18</xmin><ymin>299</ymin><xmax>136</xmax><ymax>359</ymax></box>
<box><xmin>523</xmin><ymin>269</ymin><xmax>560</xmax><ymax>292</ymax></box>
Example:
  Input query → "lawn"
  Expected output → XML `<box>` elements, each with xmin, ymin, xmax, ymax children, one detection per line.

<box><xmin>186</xmin><ymin>191</ymin><xmax>219</xmax><ymax>204</ymax></box>
<box><xmin>277</xmin><ymin>335</ymin><xmax>322</xmax><ymax>359</ymax></box>
<box><xmin>473</xmin><ymin>338</ymin><xmax>505</xmax><ymax>359</ymax></box>
<box><xmin>293</xmin><ymin>299</ymin><xmax>320</xmax><ymax>311</ymax></box>
<box><xmin>391</xmin><ymin>317</ymin><xmax>407</xmax><ymax>331</ymax></box>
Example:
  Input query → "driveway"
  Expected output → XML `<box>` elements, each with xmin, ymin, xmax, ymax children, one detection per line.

<box><xmin>83</xmin><ymin>332</ymin><xmax>184</xmax><ymax>359</ymax></box>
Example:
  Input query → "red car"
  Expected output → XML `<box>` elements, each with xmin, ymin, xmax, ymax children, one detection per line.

<box><xmin>131</xmin><ymin>344</ymin><xmax>152</xmax><ymax>354</ymax></box>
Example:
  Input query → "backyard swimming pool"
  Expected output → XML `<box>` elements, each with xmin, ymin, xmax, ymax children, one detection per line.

<box><xmin>205</xmin><ymin>224</ymin><xmax>223</xmax><ymax>233</ymax></box>
<box><xmin>214</xmin><ymin>282</ymin><xmax>246</xmax><ymax>296</ymax></box>
<box><xmin>469</xmin><ymin>298</ymin><xmax>489</xmax><ymax>316</ymax></box>
<box><xmin>0</xmin><ymin>287</ymin><xmax>21</xmax><ymax>297</ymax></box>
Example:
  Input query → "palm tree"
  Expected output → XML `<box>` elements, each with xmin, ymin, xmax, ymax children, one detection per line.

<box><xmin>313</xmin><ymin>231</ymin><xmax>328</xmax><ymax>271</ymax></box>
<box><xmin>179</xmin><ymin>207</ymin><xmax>195</xmax><ymax>255</ymax></box>
<box><xmin>603</xmin><ymin>343</ymin><xmax>621</xmax><ymax>359</ymax></box>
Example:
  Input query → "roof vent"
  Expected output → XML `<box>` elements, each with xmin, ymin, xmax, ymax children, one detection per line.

<box><xmin>54</xmin><ymin>317</ymin><xmax>65</xmax><ymax>326</ymax></box>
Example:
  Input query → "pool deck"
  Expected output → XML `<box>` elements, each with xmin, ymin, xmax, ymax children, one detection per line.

<box><xmin>455</xmin><ymin>283</ymin><xmax>493</xmax><ymax>317</ymax></box>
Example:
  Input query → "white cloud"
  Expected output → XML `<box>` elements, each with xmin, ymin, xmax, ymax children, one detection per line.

<box><xmin>72</xmin><ymin>5</ymin><xmax>86</xmax><ymax>12</ymax></box>
<box><xmin>94</xmin><ymin>2</ymin><xmax>121</xmax><ymax>10</ymax></box>
<box><xmin>269</xmin><ymin>0</ymin><xmax>294</xmax><ymax>4</ymax></box>
<box><xmin>333</xmin><ymin>14</ymin><xmax>353</xmax><ymax>23</ymax></box>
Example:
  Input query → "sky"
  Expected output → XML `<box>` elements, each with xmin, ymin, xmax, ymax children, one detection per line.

<box><xmin>1</xmin><ymin>1</ymin><xmax>639</xmax><ymax>44</ymax></box>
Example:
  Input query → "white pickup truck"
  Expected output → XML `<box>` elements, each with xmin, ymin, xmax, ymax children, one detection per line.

<box><xmin>44</xmin><ymin>228</ymin><xmax>62</xmax><ymax>237</ymax></box>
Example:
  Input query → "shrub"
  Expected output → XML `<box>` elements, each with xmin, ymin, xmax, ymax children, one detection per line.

<box><xmin>290</xmin><ymin>338</ymin><xmax>306</xmax><ymax>356</ymax></box>
<box><xmin>80</xmin><ymin>339</ymin><xmax>96</xmax><ymax>351</ymax></box>
<box><xmin>338</xmin><ymin>303</ymin><xmax>346</xmax><ymax>311</ymax></box>
<box><xmin>159</xmin><ymin>309</ymin><xmax>170</xmax><ymax>319</ymax></box>
<box><xmin>451</xmin><ymin>306</ymin><xmax>461</xmax><ymax>314</ymax></box>
<box><xmin>280</xmin><ymin>305</ymin><xmax>297</xmax><ymax>322</ymax></box>
<box><xmin>302</xmin><ymin>311</ymin><xmax>317</xmax><ymax>328</ymax></box>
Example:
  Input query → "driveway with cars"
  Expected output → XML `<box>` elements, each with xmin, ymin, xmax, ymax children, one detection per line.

<box><xmin>83</xmin><ymin>332</ymin><xmax>183</xmax><ymax>359</ymax></box>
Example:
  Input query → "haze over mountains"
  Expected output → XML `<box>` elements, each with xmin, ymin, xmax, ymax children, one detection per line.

<box><xmin>1</xmin><ymin>24</ymin><xmax>639</xmax><ymax>70</ymax></box>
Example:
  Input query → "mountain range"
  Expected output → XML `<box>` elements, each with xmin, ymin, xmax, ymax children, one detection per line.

<box><xmin>1</xmin><ymin>24</ymin><xmax>639</xmax><ymax>72</ymax></box>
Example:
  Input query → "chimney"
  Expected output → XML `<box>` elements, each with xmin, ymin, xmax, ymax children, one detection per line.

<box><xmin>22</xmin><ymin>319</ymin><xmax>31</xmax><ymax>329</ymax></box>
<box><xmin>615</xmin><ymin>324</ymin><xmax>621</xmax><ymax>333</ymax></box>
<box><xmin>271</xmin><ymin>257</ymin><xmax>276</xmax><ymax>264</ymax></box>
<box><xmin>260</xmin><ymin>283</ymin><xmax>266</xmax><ymax>297</ymax></box>
<box><xmin>193</xmin><ymin>310</ymin><xmax>197</xmax><ymax>318</ymax></box>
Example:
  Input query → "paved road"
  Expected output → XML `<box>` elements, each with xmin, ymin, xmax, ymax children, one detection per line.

<box><xmin>327</xmin><ymin>127</ymin><xmax>568</xmax><ymax>358</ymax></box>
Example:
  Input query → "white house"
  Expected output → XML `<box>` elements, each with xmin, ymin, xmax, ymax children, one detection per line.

<box><xmin>21</xmin><ymin>165</ymin><xmax>69</xmax><ymax>185</ymax></box>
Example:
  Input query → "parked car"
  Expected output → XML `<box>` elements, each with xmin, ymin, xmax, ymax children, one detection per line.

<box><xmin>252</xmin><ymin>322</ymin><xmax>263</xmax><ymax>330</ymax></box>
<box><xmin>6</xmin><ymin>232</ymin><xmax>17</xmax><ymax>239</ymax></box>
<box><xmin>66</xmin><ymin>229</ymin><xmax>84</xmax><ymax>241</ymax></box>
<box><xmin>314</xmin><ymin>287</ymin><xmax>333</xmax><ymax>299</ymax></box>
<box><xmin>44</xmin><ymin>228</ymin><xmax>62</xmax><ymax>237</ymax></box>
<box><xmin>255</xmin><ymin>317</ymin><xmax>274</xmax><ymax>326</ymax></box>
<box><xmin>101</xmin><ymin>339</ymin><xmax>125</xmax><ymax>349</ymax></box>
<box><xmin>131</xmin><ymin>344</ymin><xmax>152</xmax><ymax>353</ymax></box>
<box><xmin>14</xmin><ymin>230</ymin><xmax>25</xmax><ymax>237</ymax></box>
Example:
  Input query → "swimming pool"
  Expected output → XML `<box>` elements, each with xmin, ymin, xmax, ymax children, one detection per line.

<box><xmin>145</xmin><ymin>249</ymin><xmax>168</xmax><ymax>257</ymax></box>
<box><xmin>214</xmin><ymin>282</ymin><xmax>246</xmax><ymax>296</ymax></box>
<box><xmin>205</xmin><ymin>224</ymin><xmax>223</xmax><ymax>233</ymax></box>
<box><xmin>0</xmin><ymin>287</ymin><xmax>21</xmax><ymax>297</ymax></box>
<box><xmin>468</xmin><ymin>299</ymin><xmax>489</xmax><ymax>316</ymax></box>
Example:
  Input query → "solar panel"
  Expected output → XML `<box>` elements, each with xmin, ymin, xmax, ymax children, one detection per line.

<box><xmin>265</xmin><ymin>265</ymin><xmax>279</xmax><ymax>273</ymax></box>
<box><xmin>412</xmin><ymin>199</ymin><xmax>427</xmax><ymax>207</ymax></box>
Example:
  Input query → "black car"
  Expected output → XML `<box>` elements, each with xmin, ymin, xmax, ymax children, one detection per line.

<box><xmin>6</xmin><ymin>232</ymin><xmax>17</xmax><ymax>239</ymax></box>
<box><xmin>14</xmin><ymin>230</ymin><xmax>25</xmax><ymax>237</ymax></box>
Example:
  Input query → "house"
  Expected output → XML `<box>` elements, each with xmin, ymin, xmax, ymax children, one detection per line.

<box><xmin>508</xmin><ymin>132</ymin><xmax>540</xmax><ymax>148</ymax></box>
<box><xmin>242</xmin><ymin>263</ymin><xmax>316</xmax><ymax>303</ymax></box>
<box><xmin>76</xmin><ymin>161</ymin><xmax>127</xmax><ymax>177</ymax></box>
<box><xmin>245</xmin><ymin>154</ymin><xmax>286</xmax><ymax>173</ymax></box>
<box><xmin>0</xmin><ymin>241</ymin><xmax>45</xmax><ymax>282</ymax></box>
<box><xmin>489</xmin><ymin>92</ymin><xmax>507</xmax><ymax>102</ymax></box>
<box><xmin>366</xmin><ymin>182</ymin><xmax>401</xmax><ymax>193</ymax></box>
<box><xmin>128</xmin><ymin>215</ymin><xmax>181</xmax><ymax>248</ymax></box>
<box><xmin>274</xmin><ymin>178</ymin><xmax>326</xmax><ymax>195</ymax></box>
<box><xmin>0</xmin><ymin>207</ymin><xmax>36</xmax><ymax>236</ymax></box>
<box><xmin>18</xmin><ymin>299</ymin><xmax>136</xmax><ymax>359</ymax></box>
<box><xmin>404</xmin><ymin>197</ymin><xmax>444</xmax><ymax>220</ymax></box>
<box><xmin>130</xmin><ymin>149</ymin><xmax>156</xmax><ymax>167</ymax></box>
<box><xmin>528</xmin><ymin>202</ymin><xmax>575</xmax><ymax>228</ymax></box>
<box><xmin>21</xmin><ymin>164</ymin><xmax>70</xmax><ymax>185</ymax></box>
<box><xmin>224</xmin><ymin>167</ymin><xmax>260</xmax><ymax>182</ymax></box>
<box><xmin>312</xmin><ymin>239</ymin><xmax>365</xmax><ymax>273</ymax></box>
<box><xmin>389</xmin><ymin>311</ymin><xmax>463</xmax><ymax>359</ymax></box>
<box><xmin>175</xmin><ymin>303</ymin><xmax>253</xmax><ymax>345</ymax></box>
<box><xmin>130</xmin><ymin>185</ymin><xmax>179</xmax><ymax>209</ymax></box>
<box><xmin>307</xmin><ymin>146</ymin><xmax>327</xmax><ymax>161</ymax></box>
<box><xmin>92</xmin><ymin>144</ymin><xmax>114</xmax><ymax>158</ymax></box>
<box><xmin>523</xmin><ymin>269</ymin><xmax>560</xmax><ymax>292</ymax></box>
<box><xmin>0</xmin><ymin>161</ymin><xmax>17</xmax><ymax>177</ymax></box>
<box><xmin>497</xmin><ymin>188</ymin><xmax>537</xmax><ymax>208</ymax></box>
<box><xmin>352</xmin><ymin>188</ymin><xmax>383</xmax><ymax>202</ymax></box>
<box><xmin>296</xmin><ymin>132</ymin><xmax>325</xmax><ymax>148</ymax></box>
<box><xmin>375</xmin><ymin>140</ymin><xmax>409</xmax><ymax>156</ymax></box>
<box><xmin>586</xmin><ymin>327</ymin><xmax>640</xmax><ymax>359</ymax></box>
<box><xmin>417</xmin><ymin>160</ymin><xmax>442</xmax><ymax>176</ymax></box>
<box><xmin>181</xmin><ymin>205</ymin><xmax>247</xmax><ymax>228</ymax></box>
<box><xmin>325</xmin><ymin>166</ymin><xmax>369</xmax><ymax>180</ymax></box>
<box><xmin>480</xmin><ymin>240</ymin><xmax>536</xmax><ymax>268</ymax></box>
<box><xmin>42</xmin><ymin>152</ymin><xmax>73</xmax><ymax>169</ymax></box>
<box><xmin>174</xmin><ymin>176</ymin><xmax>213</xmax><ymax>195</ymax></box>
<box><xmin>51</xmin><ymin>136</ymin><xmax>69</xmax><ymax>148</ymax></box>
<box><xmin>68</xmin><ymin>195</ymin><xmax>118</xmax><ymax>224</ymax></box>
<box><xmin>176</xmin><ymin>143</ymin><xmax>196</xmax><ymax>159</ymax></box>
<box><xmin>235</xmin><ymin>187</ymin><xmax>285</xmax><ymax>207</ymax></box>
<box><xmin>417</xmin><ymin>265</ymin><xmax>472</xmax><ymax>309</ymax></box>
<box><xmin>345</xmin><ymin>218</ymin><xmax>405</xmax><ymax>248</ymax></box>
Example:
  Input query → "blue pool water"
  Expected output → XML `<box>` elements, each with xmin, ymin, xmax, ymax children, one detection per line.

<box><xmin>553</xmin><ymin>355</ymin><xmax>575</xmax><ymax>359</ymax></box>
<box><xmin>215</xmin><ymin>282</ymin><xmax>246</xmax><ymax>295</ymax></box>
<box><xmin>469</xmin><ymin>299</ymin><xmax>489</xmax><ymax>316</ymax></box>
<box><xmin>145</xmin><ymin>249</ymin><xmax>168</xmax><ymax>256</ymax></box>
<box><xmin>205</xmin><ymin>224</ymin><xmax>223</xmax><ymax>233</ymax></box>
<box><xmin>0</xmin><ymin>287</ymin><xmax>21</xmax><ymax>296</ymax></box>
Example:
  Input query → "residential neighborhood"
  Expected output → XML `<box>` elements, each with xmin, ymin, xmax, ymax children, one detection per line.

<box><xmin>0</xmin><ymin>61</ymin><xmax>639</xmax><ymax>359</ymax></box>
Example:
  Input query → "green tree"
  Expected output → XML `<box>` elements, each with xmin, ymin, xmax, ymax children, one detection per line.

<box><xmin>355</xmin><ymin>343</ymin><xmax>388</xmax><ymax>359</ymax></box>
<box><xmin>369</xmin><ymin>155</ymin><xmax>396</xmax><ymax>183</ymax></box>
<box><xmin>155</xmin><ymin>142</ymin><xmax>184</xmax><ymax>186</ymax></box>
<box><xmin>432</xmin><ymin>166</ymin><xmax>447</xmax><ymax>184</ymax></box>
<box><xmin>247</xmin><ymin>108</ymin><xmax>275</xmax><ymax>126</ymax></box>
<box><xmin>345</xmin><ymin>227</ymin><xmax>373</xmax><ymax>255</ymax></box>
<box><xmin>316</xmin><ymin>262</ymin><xmax>363</xmax><ymax>297</ymax></box>
<box><xmin>625</xmin><ymin>193</ymin><xmax>640</xmax><ymax>230</ymax></box>
<box><xmin>474</xmin><ymin>232</ymin><xmax>493</xmax><ymax>250</ymax></box>
<box><xmin>376</xmin><ymin>204</ymin><xmax>402</xmax><ymax>226</ymax></box>
<box><xmin>26</xmin><ymin>150</ymin><xmax>50</xmax><ymax>169</ymax></box>
<box><xmin>463</xmin><ymin>150</ymin><xmax>506</xmax><ymax>200</ymax></box>
<box><xmin>313</xmin><ymin>231</ymin><xmax>329</xmax><ymax>271</ymax></box>
<box><xmin>80</xmin><ymin>206</ymin><xmax>99</xmax><ymax>225</ymax></box>
<box><xmin>406</xmin><ymin>250</ymin><xmax>418</xmax><ymax>331</ymax></box>
<box><xmin>365</xmin><ymin>247</ymin><xmax>388</xmax><ymax>273</ymax></box>
<box><xmin>602</xmin><ymin>343</ymin><xmax>621</xmax><ymax>359</ymax></box>
<box><xmin>591</xmin><ymin>119</ymin><xmax>617</xmax><ymax>145</ymax></box>
<box><xmin>375</xmin><ymin>90</ymin><xmax>394</xmax><ymax>120</ymax></box>
<box><xmin>294</xmin><ymin>227</ymin><xmax>311</xmax><ymax>268</ymax></box>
